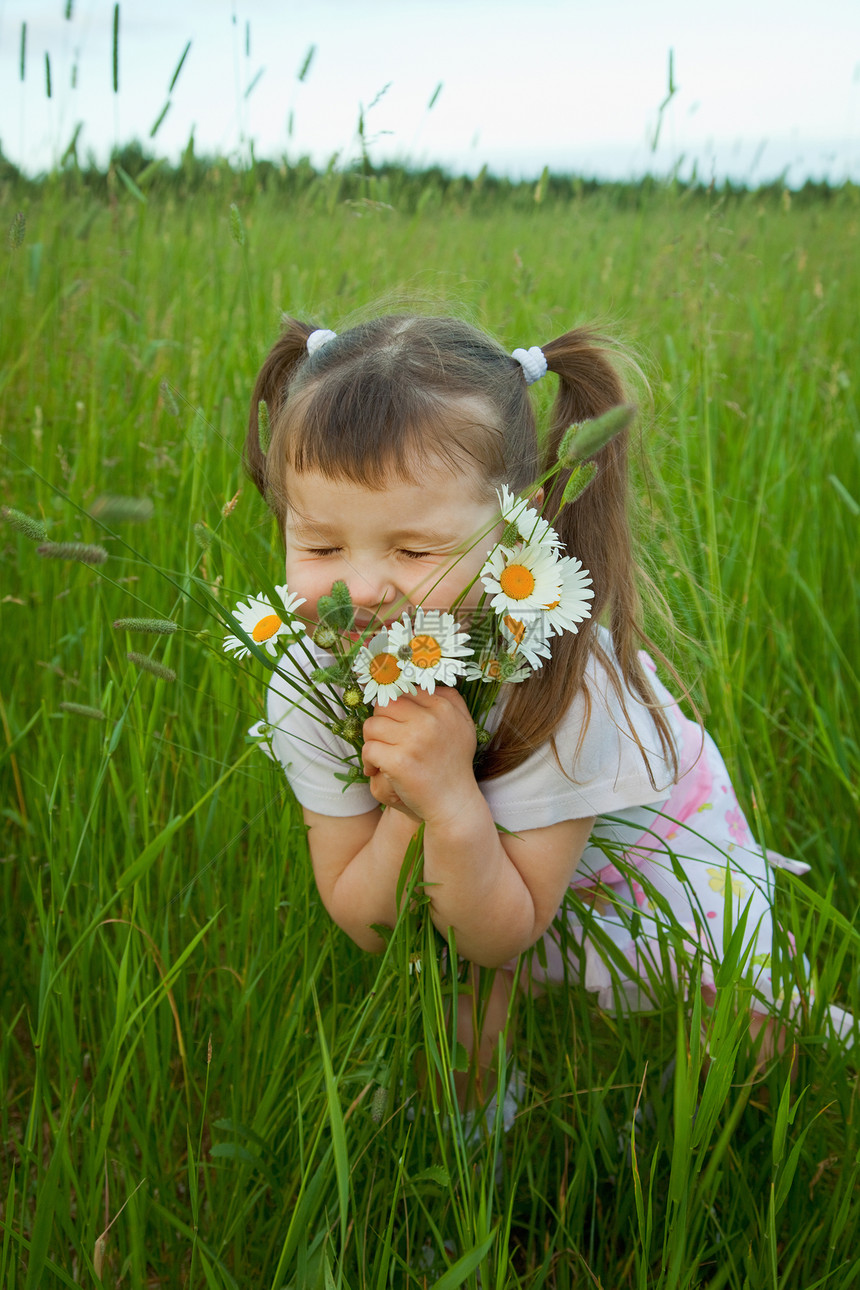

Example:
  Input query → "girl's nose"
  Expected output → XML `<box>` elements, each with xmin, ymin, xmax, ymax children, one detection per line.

<box><xmin>349</xmin><ymin>567</ymin><xmax>397</xmax><ymax>614</ymax></box>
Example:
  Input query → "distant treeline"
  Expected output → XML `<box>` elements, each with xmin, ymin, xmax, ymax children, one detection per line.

<box><xmin>2</xmin><ymin>138</ymin><xmax>857</xmax><ymax>211</ymax></box>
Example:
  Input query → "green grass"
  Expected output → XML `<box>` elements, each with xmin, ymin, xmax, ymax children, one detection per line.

<box><xmin>1</xmin><ymin>170</ymin><xmax>859</xmax><ymax>1287</ymax></box>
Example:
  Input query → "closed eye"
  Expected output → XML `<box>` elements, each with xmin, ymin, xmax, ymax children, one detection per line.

<box><xmin>399</xmin><ymin>550</ymin><xmax>432</xmax><ymax>561</ymax></box>
<box><xmin>307</xmin><ymin>547</ymin><xmax>340</xmax><ymax>557</ymax></box>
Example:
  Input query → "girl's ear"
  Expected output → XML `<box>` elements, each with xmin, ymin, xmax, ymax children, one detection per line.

<box><xmin>530</xmin><ymin>485</ymin><xmax>545</xmax><ymax>507</ymax></box>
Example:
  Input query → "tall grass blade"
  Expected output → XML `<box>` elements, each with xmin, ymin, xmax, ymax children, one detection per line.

<box><xmin>24</xmin><ymin>1094</ymin><xmax>74</xmax><ymax>1290</ymax></box>
<box><xmin>112</xmin><ymin>3</ymin><xmax>119</xmax><ymax>93</ymax></box>
<box><xmin>168</xmin><ymin>39</ymin><xmax>192</xmax><ymax>92</ymax></box>
<box><xmin>314</xmin><ymin>986</ymin><xmax>350</xmax><ymax>1265</ymax></box>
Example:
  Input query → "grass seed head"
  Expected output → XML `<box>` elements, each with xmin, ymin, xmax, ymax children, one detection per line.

<box><xmin>7</xmin><ymin>211</ymin><xmax>26</xmax><ymax>250</ymax></box>
<box><xmin>370</xmin><ymin>1085</ymin><xmax>388</xmax><ymax>1124</ymax></box>
<box><xmin>127</xmin><ymin>652</ymin><xmax>177</xmax><ymax>682</ymax></box>
<box><xmin>561</xmin><ymin>461</ymin><xmax>598</xmax><ymax>506</ymax></box>
<box><xmin>257</xmin><ymin>398</ymin><xmax>271</xmax><ymax>454</ymax></box>
<box><xmin>193</xmin><ymin>522</ymin><xmax>213</xmax><ymax>549</ymax></box>
<box><xmin>58</xmin><ymin>701</ymin><xmax>106</xmax><ymax>721</ymax></box>
<box><xmin>114</xmin><ymin>617</ymin><xmax>178</xmax><ymax>635</ymax></box>
<box><xmin>2</xmin><ymin>506</ymin><xmax>48</xmax><ymax>542</ymax></box>
<box><xmin>38</xmin><ymin>541</ymin><xmax>108</xmax><ymax>564</ymax></box>
<box><xmin>90</xmin><ymin>494</ymin><xmax>154</xmax><ymax>523</ymax></box>
<box><xmin>189</xmin><ymin>407</ymin><xmax>207</xmax><ymax>452</ymax></box>
<box><xmin>160</xmin><ymin>378</ymin><xmax>180</xmax><ymax>417</ymax></box>
<box><xmin>221</xmin><ymin>489</ymin><xmax>241</xmax><ymax>517</ymax></box>
<box><xmin>229</xmin><ymin>202</ymin><xmax>245</xmax><ymax>246</ymax></box>
<box><xmin>557</xmin><ymin>404</ymin><xmax>637</xmax><ymax>467</ymax></box>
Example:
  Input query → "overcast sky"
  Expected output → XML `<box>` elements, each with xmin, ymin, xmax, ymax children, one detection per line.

<box><xmin>2</xmin><ymin>0</ymin><xmax>858</xmax><ymax>184</ymax></box>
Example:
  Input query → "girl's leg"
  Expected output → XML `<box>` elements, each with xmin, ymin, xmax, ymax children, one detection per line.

<box><xmin>453</xmin><ymin>965</ymin><xmax>515</xmax><ymax>1107</ymax></box>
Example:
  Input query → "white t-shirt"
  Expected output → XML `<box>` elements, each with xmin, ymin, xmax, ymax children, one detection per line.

<box><xmin>257</xmin><ymin>629</ymin><xmax>693</xmax><ymax>884</ymax></box>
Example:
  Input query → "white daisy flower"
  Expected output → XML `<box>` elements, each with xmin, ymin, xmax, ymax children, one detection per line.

<box><xmin>398</xmin><ymin>608</ymin><xmax>472</xmax><ymax>694</ymax></box>
<box><xmin>463</xmin><ymin>649</ymin><xmax>533</xmax><ymax>684</ymax></box>
<box><xmin>498</xmin><ymin>611</ymin><xmax>552</xmax><ymax>669</ymax></box>
<box><xmin>496</xmin><ymin>484</ymin><xmax>562</xmax><ymax>550</ymax></box>
<box><xmin>480</xmin><ymin>541</ymin><xmax>562</xmax><ymax>616</ymax></box>
<box><xmin>354</xmin><ymin>625</ymin><xmax>417</xmax><ymax>707</ymax></box>
<box><xmin>223</xmin><ymin>585</ymin><xmax>306</xmax><ymax>658</ymax></box>
<box><xmin>540</xmin><ymin>554</ymin><xmax>594</xmax><ymax>636</ymax></box>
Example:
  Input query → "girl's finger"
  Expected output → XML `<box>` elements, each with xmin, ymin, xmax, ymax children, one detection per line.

<box><xmin>425</xmin><ymin>685</ymin><xmax>469</xmax><ymax>714</ymax></box>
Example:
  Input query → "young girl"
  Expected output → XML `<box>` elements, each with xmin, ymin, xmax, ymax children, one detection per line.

<box><xmin>243</xmin><ymin>313</ymin><xmax>853</xmax><ymax>1075</ymax></box>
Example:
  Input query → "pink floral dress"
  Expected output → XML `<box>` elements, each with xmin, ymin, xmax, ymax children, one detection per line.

<box><xmin>520</xmin><ymin>655</ymin><xmax>850</xmax><ymax>1037</ymax></box>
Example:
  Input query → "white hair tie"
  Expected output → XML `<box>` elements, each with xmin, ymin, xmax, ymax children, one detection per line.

<box><xmin>307</xmin><ymin>328</ymin><xmax>337</xmax><ymax>356</ymax></box>
<box><xmin>511</xmin><ymin>346</ymin><xmax>547</xmax><ymax>385</ymax></box>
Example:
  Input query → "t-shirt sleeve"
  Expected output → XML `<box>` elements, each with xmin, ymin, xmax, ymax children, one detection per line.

<box><xmin>479</xmin><ymin>653</ymin><xmax>681</xmax><ymax>833</ymax></box>
<box><xmin>260</xmin><ymin>646</ymin><xmax>378</xmax><ymax>818</ymax></box>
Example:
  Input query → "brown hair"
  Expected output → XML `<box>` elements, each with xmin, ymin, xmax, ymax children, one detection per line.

<box><xmin>244</xmin><ymin>314</ymin><xmax>679</xmax><ymax>784</ymax></box>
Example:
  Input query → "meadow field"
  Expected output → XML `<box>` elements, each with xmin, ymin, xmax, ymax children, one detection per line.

<box><xmin>1</xmin><ymin>164</ymin><xmax>859</xmax><ymax>1287</ymax></box>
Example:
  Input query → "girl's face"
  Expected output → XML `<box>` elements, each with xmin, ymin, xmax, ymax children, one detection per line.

<box><xmin>283</xmin><ymin>460</ymin><xmax>503</xmax><ymax>637</ymax></box>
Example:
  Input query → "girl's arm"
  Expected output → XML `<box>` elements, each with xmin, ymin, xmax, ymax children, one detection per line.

<box><xmin>304</xmin><ymin>688</ymin><xmax>595</xmax><ymax>966</ymax></box>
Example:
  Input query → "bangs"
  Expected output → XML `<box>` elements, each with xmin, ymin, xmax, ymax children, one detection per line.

<box><xmin>276</xmin><ymin>377</ymin><xmax>507</xmax><ymax>494</ymax></box>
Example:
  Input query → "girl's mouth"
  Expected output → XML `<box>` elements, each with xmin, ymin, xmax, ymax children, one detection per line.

<box><xmin>348</xmin><ymin>619</ymin><xmax>396</xmax><ymax>640</ymax></box>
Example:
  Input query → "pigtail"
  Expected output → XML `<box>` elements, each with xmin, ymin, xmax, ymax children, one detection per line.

<box><xmin>542</xmin><ymin>328</ymin><xmax>635</xmax><ymax>641</ymax></box>
<box><xmin>481</xmin><ymin>328</ymin><xmax>681</xmax><ymax>785</ymax></box>
<box><xmin>244</xmin><ymin>316</ymin><xmax>316</xmax><ymax>517</ymax></box>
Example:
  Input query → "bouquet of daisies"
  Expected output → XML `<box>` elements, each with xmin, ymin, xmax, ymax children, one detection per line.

<box><xmin>224</xmin><ymin>484</ymin><xmax>596</xmax><ymax>784</ymax></box>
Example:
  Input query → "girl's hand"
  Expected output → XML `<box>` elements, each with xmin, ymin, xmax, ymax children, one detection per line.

<box><xmin>361</xmin><ymin>688</ymin><xmax>479</xmax><ymax>826</ymax></box>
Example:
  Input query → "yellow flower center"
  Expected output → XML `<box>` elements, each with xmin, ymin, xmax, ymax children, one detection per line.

<box><xmin>499</xmin><ymin>563</ymin><xmax>535</xmax><ymax>601</ymax></box>
<box><xmin>410</xmin><ymin>634</ymin><xmax>443</xmax><ymax>669</ymax></box>
<box><xmin>486</xmin><ymin>659</ymin><xmax>502</xmax><ymax>679</ymax></box>
<box><xmin>369</xmin><ymin>652</ymin><xmax>401</xmax><ymax>686</ymax></box>
<box><xmin>252</xmin><ymin>614</ymin><xmax>283</xmax><ymax>642</ymax></box>
<box><xmin>503</xmin><ymin>614</ymin><xmax>525</xmax><ymax>644</ymax></box>
<box><xmin>544</xmin><ymin>599</ymin><xmax>560</xmax><ymax>610</ymax></box>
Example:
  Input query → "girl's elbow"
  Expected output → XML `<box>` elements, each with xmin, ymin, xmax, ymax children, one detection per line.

<box><xmin>319</xmin><ymin>885</ymin><xmax>388</xmax><ymax>954</ymax></box>
<box><xmin>350</xmin><ymin>926</ymin><xmax>389</xmax><ymax>954</ymax></box>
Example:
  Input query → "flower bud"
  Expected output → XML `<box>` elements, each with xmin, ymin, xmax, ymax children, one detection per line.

<box><xmin>317</xmin><ymin>580</ymin><xmax>356</xmax><ymax>632</ymax></box>
<box><xmin>340</xmin><ymin>715</ymin><xmax>363</xmax><ymax>742</ymax></box>
<box><xmin>313</xmin><ymin>623</ymin><xmax>339</xmax><ymax>650</ymax></box>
